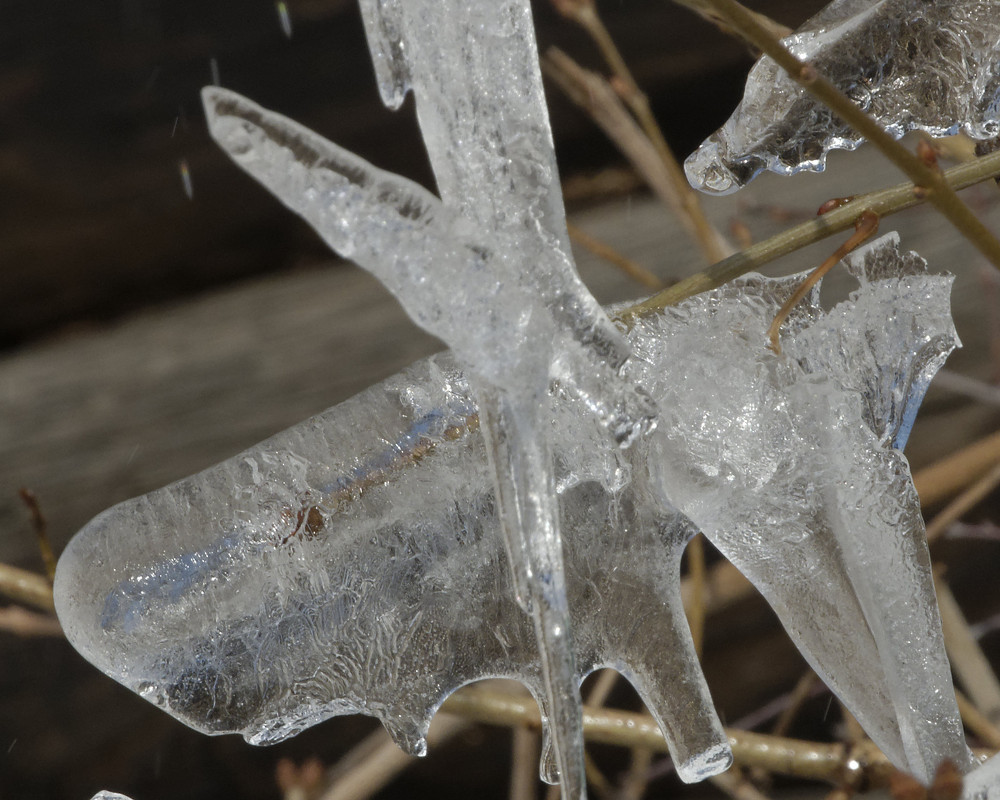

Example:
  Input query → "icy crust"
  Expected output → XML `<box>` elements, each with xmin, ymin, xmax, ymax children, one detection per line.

<box><xmin>55</xmin><ymin>352</ymin><xmax>727</xmax><ymax>782</ymax></box>
<box><xmin>57</xmin><ymin>234</ymin><xmax>965</xmax><ymax>783</ymax></box>
<box><xmin>685</xmin><ymin>0</ymin><xmax>1000</xmax><ymax>194</ymax></box>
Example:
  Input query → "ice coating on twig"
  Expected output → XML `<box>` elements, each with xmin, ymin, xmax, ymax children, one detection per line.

<box><xmin>90</xmin><ymin>793</ymin><xmax>135</xmax><ymax>800</ymax></box>
<box><xmin>685</xmin><ymin>0</ymin><xmax>1000</xmax><ymax>194</ymax></box>
<box><xmin>56</xmin><ymin>235</ymin><xmax>962</xmax><ymax>784</ymax></box>
<box><xmin>627</xmin><ymin>234</ymin><xmax>971</xmax><ymax>782</ymax></box>
<box><xmin>55</xmin><ymin>351</ymin><xmax>728</xmax><ymax>781</ymax></box>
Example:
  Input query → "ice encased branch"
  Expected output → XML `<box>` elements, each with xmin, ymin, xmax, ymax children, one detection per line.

<box><xmin>626</xmin><ymin>234</ymin><xmax>970</xmax><ymax>781</ymax></box>
<box><xmin>56</xmin><ymin>234</ymin><xmax>965</xmax><ymax>783</ymax></box>
<box><xmin>686</xmin><ymin>0</ymin><xmax>1000</xmax><ymax>194</ymax></box>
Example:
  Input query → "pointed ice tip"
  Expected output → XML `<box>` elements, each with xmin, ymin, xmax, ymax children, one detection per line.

<box><xmin>683</xmin><ymin>141</ymin><xmax>741</xmax><ymax>196</ymax></box>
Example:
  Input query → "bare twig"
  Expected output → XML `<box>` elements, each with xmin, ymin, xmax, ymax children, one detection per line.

<box><xmin>772</xmin><ymin>670</ymin><xmax>818</xmax><ymax>738</ymax></box>
<box><xmin>617</xmin><ymin>147</ymin><xmax>1000</xmax><ymax>323</ymax></box>
<box><xmin>567</xmin><ymin>221</ymin><xmax>664</xmax><ymax>290</ymax></box>
<box><xmin>511</xmin><ymin>723</ymin><xmax>541</xmax><ymax>800</ymax></box>
<box><xmin>667</xmin><ymin>0</ymin><xmax>1000</xmax><ymax>271</ymax></box>
<box><xmin>317</xmin><ymin>713</ymin><xmax>470</xmax><ymax>800</ymax></box>
<box><xmin>550</xmin><ymin>0</ymin><xmax>732</xmax><ymax>263</ymax></box>
<box><xmin>934</xmin><ymin>573</ymin><xmax>1000</xmax><ymax>724</ymax></box>
<box><xmin>19</xmin><ymin>488</ymin><xmax>56</xmax><ymax>582</ymax></box>
<box><xmin>0</xmin><ymin>563</ymin><xmax>55</xmax><ymax>613</ymax></box>
<box><xmin>0</xmin><ymin>605</ymin><xmax>62</xmax><ymax>637</ymax></box>
<box><xmin>543</xmin><ymin>48</ymin><xmax>731</xmax><ymax>263</ymax></box>
<box><xmin>926</xmin><ymin>461</ymin><xmax>1000</xmax><ymax>543</ymax></box>
<box><xmin>710</xmin><ymin>768</ymin><xmax>775</xmax><ymax>800</ymax></box>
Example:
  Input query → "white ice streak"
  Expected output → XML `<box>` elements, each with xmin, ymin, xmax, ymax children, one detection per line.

<box><xmin>685</xmin><ymin>0</ymin><xmax>1000</xmax><ymax>194</ymax></box>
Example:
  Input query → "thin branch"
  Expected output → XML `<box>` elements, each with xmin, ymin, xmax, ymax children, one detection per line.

<box><xmin>551</xmin><ymin>0</ymin><xmax>733</xmax><ymax>263</ymax></box>
<box><xmin>19</xmin><ymin>488</ymin><xmax>56</xmax><ymax>582</ymax></box>
<box><xmin>617</xmin><ymin>147</ymin><xmax>1000</xmax><ymax>324</ymax></box>
<box><xmin>441</xmin><ymin>684</ymin><xmax>990</xmax><ymax>787</ymax></box>
<box><xmin>543</xmin><ymin>48</ymin><xmax>730</xmax><ymax>264</ymax></box>
<box><xmin>566</xmin><ymin>221</ymin><xmax>665</xmax><ymax>290</ymax></box>
<box><xmin>0</xmin><ymin>563</ymin><xmax>55</xmax><ymax>612</ymax></box>
<box><xmin>667</xmin><ymin>0</ymin><xmax>1000</xmax><ymax>272</ymax></box>
<box><xmin>927</xmin><ymin>461</ymin><xmax>1000</xmax><ymax>545</ymax></box>
<box><xmin>935</xmin><ymin>572</ymin><xmax>1000</xmax><ymax>724</ymax></box>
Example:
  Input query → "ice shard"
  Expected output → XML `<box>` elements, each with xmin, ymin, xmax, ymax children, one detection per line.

<box><xmin>204</xmin><ymin>0</ymin><xmax>662</xmax><ymax>791</ymax></box>
<box><xmin>57</xmin><ymin>233</ymin><xmax>965</xmax><ymax>785</ymax></box>
<box><xmin>685</xmin><ymin>0</ymin><xmax>1000</xmax><ymax>194</ymax></box>
<box><xmin>626</xmin><ymin>234</ymin><xmax>972</xmax><ymax>782</ymax></box>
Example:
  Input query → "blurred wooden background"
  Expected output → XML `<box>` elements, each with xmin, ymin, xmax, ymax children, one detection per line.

<box><xmin>2</xmin><ymin>1</ymin><xmax>1000</xmax><ymax>799</ymax></box>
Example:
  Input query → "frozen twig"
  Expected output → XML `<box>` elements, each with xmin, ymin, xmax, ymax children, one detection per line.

<box><xmin>668</xmin><ymin>0</ymin><xmax>1000</xmax><ymax>272</ymax></box>
<box><xmin>618</xmin><ymin>147</ymin><xmax>1000</xmax><ymax>323</ymax></box>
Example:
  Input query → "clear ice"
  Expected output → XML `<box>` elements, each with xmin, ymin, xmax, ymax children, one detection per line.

<box><xmin>685</xmin><ymin>0</ymin><xmax>1000</xmax><ymax>194</ymax></box>
<box><xmin>56</xmin><ymin>231</ymin><xmax>968</xmax><ymax>785</ymax></box>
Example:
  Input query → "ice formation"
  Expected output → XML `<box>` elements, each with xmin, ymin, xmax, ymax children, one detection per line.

<box><xmin>685</xmin><ymin>0</ymin><xmax>1000</xmax><ymax>194</ymax></box>
<box><xmin>56</xmin><ymin>232</ymin><xmax>967</xmax><ymax>786</ymax></box>
<box><xmin>89</xmin><ymin>793</ymin><xmax>134</xmax><ymax>800</ymax></box>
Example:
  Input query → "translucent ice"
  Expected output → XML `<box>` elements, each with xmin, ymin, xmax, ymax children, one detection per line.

<box><xmin>685</xmin><ymin>0</ymin><xmax>1000</xmax><ymax>194</ymax></box>
<box><xmin>56</xmin><ymin>351</ymin><xmax>728</xmax><ymax>782</ymax></box>
<box><xmin>204</xmin><ymin>2</ymin><xmax>659</xmax><ymax>791</ymax></box>
<box><xmin>90</xmin><ymin>793</ymin><xmax>134</xmax><ymax>800</ymax></box>
<box><xmin>56</xmin><ymin>233</ymin><xmax>965</xmax><ymax>784</ymax></box>
<box><xmin>626</xmin><ymin>234</ymin><xmax>971</xmax><ymax>782</ymax></box>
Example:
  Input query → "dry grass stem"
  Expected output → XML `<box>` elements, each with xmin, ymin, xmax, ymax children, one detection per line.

<box><xmin>566</xmin><ymin>221</ymin><xmax>664</xmax><ymax>290</ymax></box>
<box><xmin>926</xmin><ymin>460</ymin><xmax>1000</xmax><ymax>543</ymax></box>
<box><xmin>317</xmin><ymin>713</ymin><xmax>470</xmax><ymax>800</ymax></box>
<box><xmin>934</xmin><ymin>574</ymin><xmax>1000</xmax><ymax>724</ymax></box>
<box><xmin>543</xmin><ymin>48</ymin><xmax>731</xmax><ymax>263</ymax></box>
<box><xmin>510</xmin><ymin>723</ymin><xmax>541</xmax><ymax>800</ymax></box>
<box><xmin>552</xmin><ymin>0</ymin><xmax>733</xmax><ymax>264</ymax></box>
<box><xmin>0</xmin><ymin>605</ymin><xmax>62</xmax><ymax>637</ymax></box>
<box><xmin>0</xmin><ymin>562</ymin><xmax>56</xmax><ymax>612</ymax></box>
<box><xmin>685</xmin><ymin>533</ymin><xmax>708</xmax><ymax>657</ymax></box>
<box><xmin>668</xmin><ymin>0</ymin><xmax>1000</xmax><ymax>271</ymax></box>
<box><xmin>617</xmin><ymin>148</ymin><xmax>1000</xmax><ymax>323</ymax></box>
<box><xmin>772</xmin><ymin>670</ymin><xmax>818</xmax><ymax>738</ymax></box>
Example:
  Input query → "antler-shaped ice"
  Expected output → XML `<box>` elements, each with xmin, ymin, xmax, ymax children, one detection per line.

<box><xmin>626</xmin><ymin>234</ymin><xmax>972</xmax><ymax>782</ymax></box>
<box><xmin>686</xmin><ymin>0</ymin><xmax>1000</xmax><ymax>194</ymax></box>
<box><xmin>56</xmin><ymin>234</ymin><xmax>965</xmax><ymax>786</ymax></box>
<box><xmin>204</xmin><ymin>1</ymin><xmax>661</xmax><ymax>793</ymax></box>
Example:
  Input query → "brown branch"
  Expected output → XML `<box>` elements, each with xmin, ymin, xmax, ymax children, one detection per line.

<box><xmin>550</xmin><ymin>0</ymin><xmax>733</xmax><ymax>263</ymax></box>
<box><xmin>566</xmin><ymin>221</ymin><xmax>664</xmax><ymax>290</ymax></box>
<box><xmin>617</xmin><ymin>147</ymin><xmax>1000</xmax><ymax>324</ymax></box>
